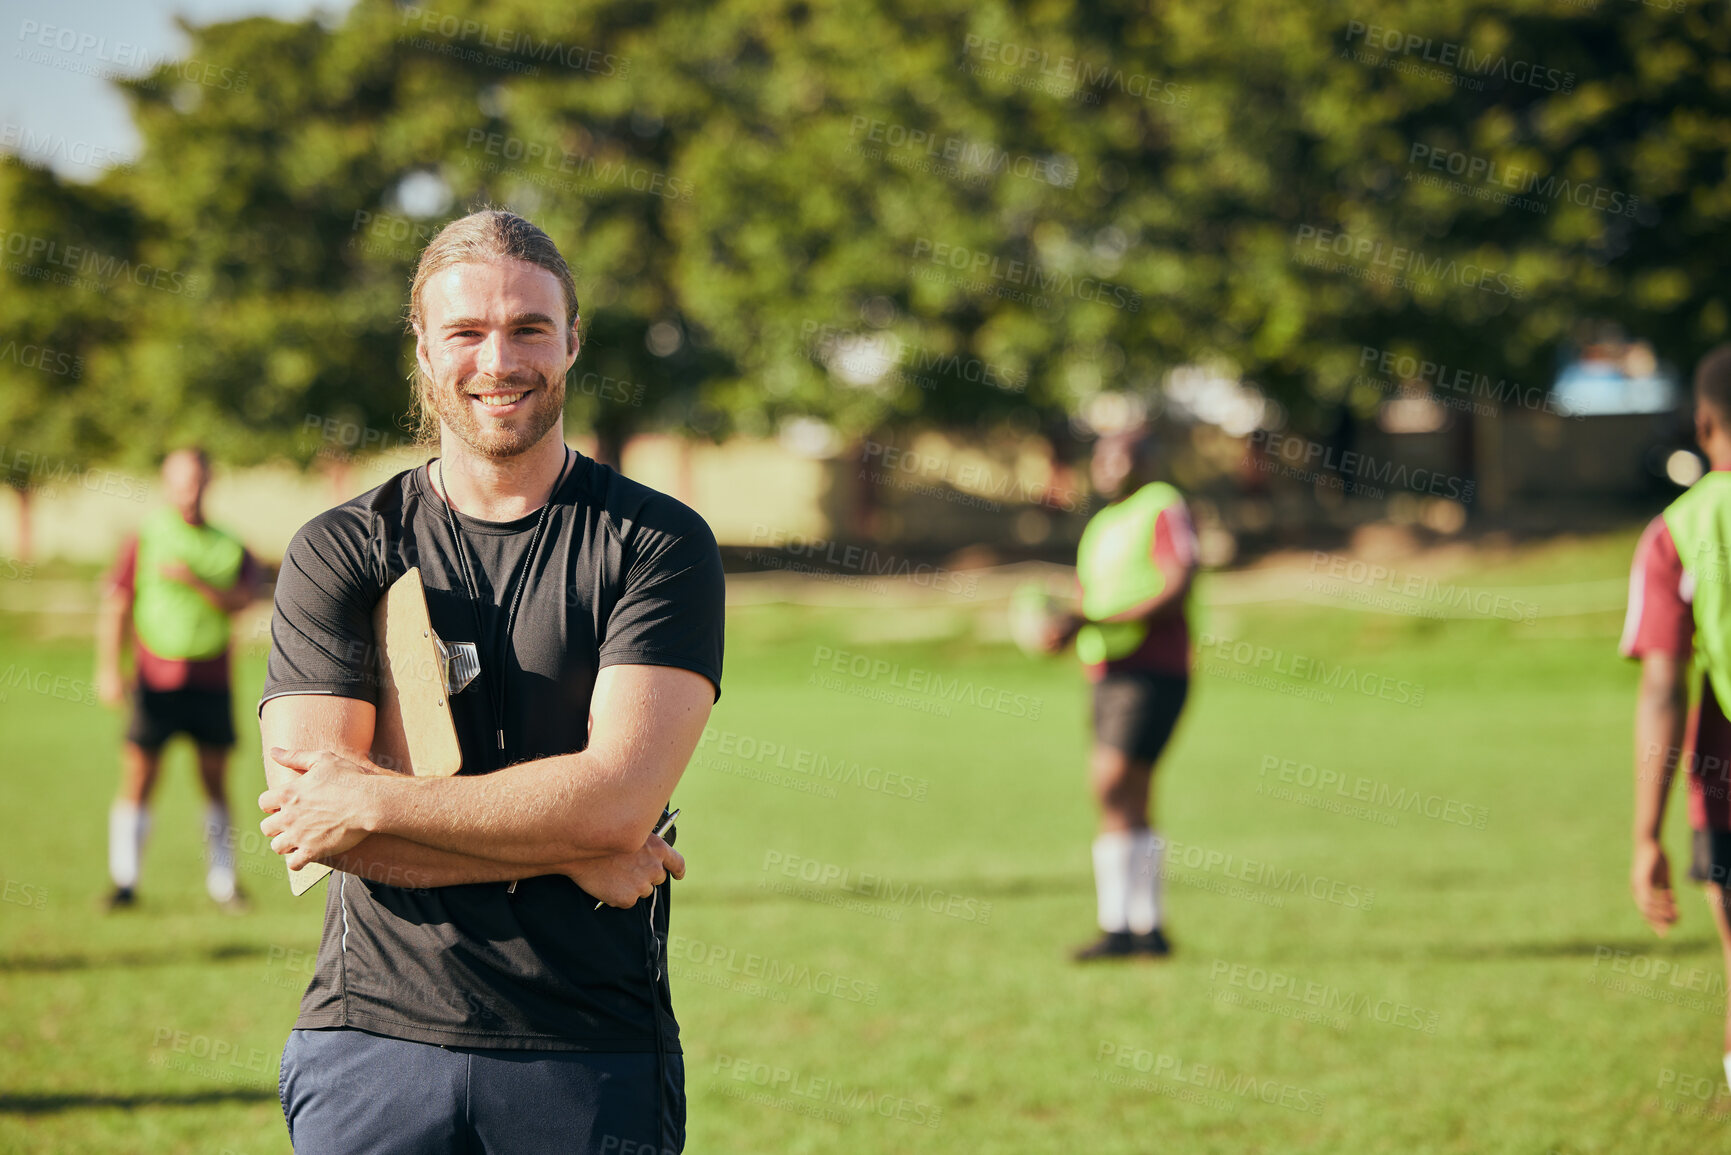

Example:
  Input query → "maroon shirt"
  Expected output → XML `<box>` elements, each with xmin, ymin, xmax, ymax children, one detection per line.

<box><xmin>1622</xmin><ymin>507</ymin><xmax>1731</xmax><ymax>830</ymax></box>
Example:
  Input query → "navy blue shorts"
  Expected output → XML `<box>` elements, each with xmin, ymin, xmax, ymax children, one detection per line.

<box><xmin>280</xmin><ymin>1028</ymin><xmax>685</xmax><ymax>1154</ymax></box>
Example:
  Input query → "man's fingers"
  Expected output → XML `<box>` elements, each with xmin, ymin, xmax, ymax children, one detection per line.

<box><xmin>258</xmin><ymin>789</ymin><xmax>281</xmax><ymax>813</ymax></box>
<box><xmin>666</xmin><ymin>848</ymin><xmax>686</xmax><ymax>881</ymax></box>
<box><xmin>260</xmin><ymin>811</ymin><xmax>285</xmax><ymax>837</ymax></box>
<box><xmin>268</xmin><ymin>747</ymin><xmax>316</xmax><ymax>772</ymax></box>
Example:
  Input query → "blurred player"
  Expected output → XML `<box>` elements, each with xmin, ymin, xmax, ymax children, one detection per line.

<box><xmin>1043</xmin><ymin>428</ymin><xmax>1197</xmax><ymax>960</ymax></box>
<box><xmin>96</xmin><ymin>448</ymin><xmax>262</xmax><ymax>910</ymax></box>
<box><xmin>1623</xmin><ymin>343</ymin><xmax>1731</xmax><ymax>1090</ymax></box>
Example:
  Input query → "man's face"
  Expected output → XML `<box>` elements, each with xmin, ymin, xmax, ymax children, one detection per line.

<box><xmin>415</xmin><ymin>258</ymin><xmax>578</xmax><ymax>459</ymax></box>
<box><xmin>161</xmin><ymin>451</ymin><xmax>208</xmax><ymax>518</ymax></box>
<box><xmin>1090</xmin><ymin>437</ymin><xmax>1136</xmax><ymax>500</ymax></box>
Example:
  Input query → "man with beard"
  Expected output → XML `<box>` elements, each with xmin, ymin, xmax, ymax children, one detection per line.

<box><xmin>258</xmin><ymin>210</ymin><xmax>723</xmax><ymax>1153</ymax></box>
<box><xmin>1042</xmin><ymin>428</ymin><xmax>1197</xmax><ymax>960</ymax></box>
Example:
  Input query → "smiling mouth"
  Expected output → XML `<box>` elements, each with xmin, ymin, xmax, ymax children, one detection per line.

<box><xmin>469</xmin><ymin>390</ymin><xmax>531</xmax><ymax>408</ymax></box>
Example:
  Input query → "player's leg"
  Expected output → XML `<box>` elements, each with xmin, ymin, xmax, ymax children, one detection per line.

<box><xmin>109</xmin><ymin>685</ymin><xmax>169</xmax><ymax>908</ymax></box>
<box><xmin>280</xmin><ymin>1028</ymin><xmax>467</xmax><ymax>1153</ymax></box>
<box><xmin>468</xmin><ymin>1048</ymin><xmax>685</xmax><ymax>1154</ymax></box>
<box><xmin>1707</xmin><ymin>881</ymin><xmax>1731</xmax><ymax>1090</ymax></box>
<box><xmin>190</xmin><ymin>686</ymin><xmax>242</xmax><ymax>907</ymax></box>
<box><xmin>195</xmin><ymin>744</ymin><xmax>242</xmax><ymax>906</ymax></box>
<box><xmin>1074</xmin><ymin>673</ymin><xmax>1188</xmax><ymax>961</ymax></box>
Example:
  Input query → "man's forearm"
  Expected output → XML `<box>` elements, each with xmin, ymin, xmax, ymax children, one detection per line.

<box><xmin>1634</xmin><ymin>679</ymin><xmax>1686</xmax><ymax>842</ymax></box>
<box><xmin>321</xmin><ymin>832</ymin><xmax>574</xmax><ymax>889</ymax></box>
<box><xmin>356</xmin><ymin>751</ymin><xmax>655</xmax><ymax>865</ymax></box>
<box><xmin>1092</xmin><ymin>568</ymin><xmax>1194</xmax><ymax>625</ymax></box>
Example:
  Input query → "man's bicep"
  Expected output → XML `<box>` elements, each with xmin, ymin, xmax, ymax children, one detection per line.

<box><xmin>586</xmin><ymin>664</ymin><xmax>714</xmax><ymax>829</ymax></box>
<box><xmin>260</xmin><ymin>695</ymin><xmax>377</xmax><ymax>792</ymax></box>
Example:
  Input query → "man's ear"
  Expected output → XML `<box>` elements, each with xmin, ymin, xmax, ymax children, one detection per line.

<box><xmin>1697</xmin><ymin>402</ymin><xmax>1716</xmax><ymax>451</ymax></box>
<box><xmin>413</xmin><ymin>325</ymin><xmax>433</xmax><ymax>379</ymax></box>
<box><xmin>566</xmin><ymin>314</ymin><xmax>582</xmax><ymax>369</ymax></box>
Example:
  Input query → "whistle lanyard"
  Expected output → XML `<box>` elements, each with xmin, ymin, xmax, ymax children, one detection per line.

<box><xmin>434</xmin><ymin>449</ymin><xmax>573</xmax><ymax>771</ymax></box>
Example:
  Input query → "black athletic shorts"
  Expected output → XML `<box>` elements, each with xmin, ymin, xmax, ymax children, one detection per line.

<box><xmin>1091</xmin><ymin>672</ymin><xmax>1189</xmax><ymax>762</ymax></box>
<box><xmin>125</xmin><ymin>685</ymin><xmax>236</xmax><ymax>751</ymax></box>
<box><xmin>1689</xmin><ymin>828</ymin><xmax>1731</xmax><ymax>886</ymax></box>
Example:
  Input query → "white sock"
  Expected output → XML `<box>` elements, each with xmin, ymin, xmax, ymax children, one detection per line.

<box><xmin>1092</xmin><ymin>832</ymin><xmax>1132</xmax><ymax>933</ymax></box>
<box><xmin>1127</xmin><ymin>829</ymin><xmax>1165</xmax><ymax>934</ymax></box>
<box><xmin>109</xmin><ymin>801</ymin><xmax>150</xmax><ymax>889</ymax></box>
<box><xmin>204</xmin><ymin>802</ymin><xmax>237</xmax><ymax>903</ymax></box>
<box><xmin>1723</xmin><ymin>1052</ymin><xmax>1731</xmax><ymax>1095</ymax></box>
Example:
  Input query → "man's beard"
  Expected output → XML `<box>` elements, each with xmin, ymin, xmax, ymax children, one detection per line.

<box><xmin>423</xmin><ymin>366</ymin><xmax>566</xmax><ymax>459</ymax></box>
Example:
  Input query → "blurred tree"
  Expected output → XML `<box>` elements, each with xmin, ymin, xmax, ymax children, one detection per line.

<box><xmin>2</xmin><ymin>0</ymin><xmax>1727</xmax><ymax>483</ymax></box>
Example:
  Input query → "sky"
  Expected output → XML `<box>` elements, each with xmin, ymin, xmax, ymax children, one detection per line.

<box><xmin>1</xmin><ymin>0</ymin><xmax>356</xmax><ymax>181</ymax></box>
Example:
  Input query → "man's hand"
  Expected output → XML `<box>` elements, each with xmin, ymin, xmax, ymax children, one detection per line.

<box><xmin>259</xmin><ymin>747</ymin><xmax>387</xmax><ymax>871</ymax></box>
<box><xmin>96</xmin><ymin>666</ymin><xmax>128</xmax><ymax>707</ymax></box>
<box><xmin>1038</xmin><ymin>611</ymin><xmax>1082</xmax><ymax>654</ymax></box>
<box><xmin>158</xmin><ymin>560</ymin><xmax>199</xmax><ymax>586</ymax></box>
<box><xmin>566</xmin><ymin>834</ymin><xmax>685</xmax><ymax>908</ymax></box>
<box><xmin>1632</xmin><ymin>837</ymin><xmax>1678</xmax><ymax>935</ymax></box>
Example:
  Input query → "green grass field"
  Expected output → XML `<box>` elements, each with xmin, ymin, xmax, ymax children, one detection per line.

<box><xmin>3</xmin><ymin>532</ymin><xmax>1727</xmax><ymax>1153</ymax></box>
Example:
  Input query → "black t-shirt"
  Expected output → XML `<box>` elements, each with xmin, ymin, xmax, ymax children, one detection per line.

<box><xmin>260</xmin><ymin>453</ymin><xmax>724</xmax><ymax>1051</ymax></box>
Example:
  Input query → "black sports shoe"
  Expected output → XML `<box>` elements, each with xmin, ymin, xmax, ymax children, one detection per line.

<box><xmin>104</xmin><ymin>886</ymin><xmax>136</xmax><ymax>911</ymax></box>
<box><xmin>1133</xmin><ymin>928</ymin><xmax>1172</xmax><ymax>957</ymax></box>
<box><xmin>1072</xmin><ymin>931</ymin><xmax>1138</xmax><ymax>961</ymax></box>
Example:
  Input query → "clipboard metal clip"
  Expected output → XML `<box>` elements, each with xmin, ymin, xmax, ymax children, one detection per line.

<box><xmin>432</xmin><ymin>633</ymin><xmax>481</xmax><ymax>695</ymax></box>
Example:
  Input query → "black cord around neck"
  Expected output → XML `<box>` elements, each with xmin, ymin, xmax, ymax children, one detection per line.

<box><xmin>435</xmin><ymin>448</ymin><xmax>573</xmax><ymax>769</ymax></box>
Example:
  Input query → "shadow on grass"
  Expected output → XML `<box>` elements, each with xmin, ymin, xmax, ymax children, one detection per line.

<box><xmin>0</xmin><ymin>1088</ymin><xmax>276</xmax><ymax>1114</ymax></box>
<box><xmin>0</xmin><ymin>942</ymin><xmax>273</xmax><ymax>973</ymax></box>
<box><xmin>1425</xmin><ymin>936</ymin><xmax>1718</xmax><ymax>962</ymax></box>
<box><xmin>692</xmin><ymin>875</ymin><xmax>1091</xmax><ymax>905</ymax></box>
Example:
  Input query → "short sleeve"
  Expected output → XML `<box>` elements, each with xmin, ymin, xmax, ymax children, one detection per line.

<box><xmin>1620</xmin><ymin>515</ymin><xmax>1693</xmax><ymax>661</ymax></box>
<box><xmin>1153</xmin><ymin>502</ymin><xmax>1198</xmax><ymax>575</ymax></box>
<box><xmin>259</xmin><ymin>510</ymin><xmax>381</xmax><ymax>712</ymax></box>
<box><xmin>597</xmin><ymin>502</ymin><xmax>725</xmax><ymax>700</ymax></box>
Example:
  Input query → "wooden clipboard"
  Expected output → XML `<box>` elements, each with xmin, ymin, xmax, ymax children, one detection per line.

<box><xmin>288</xmin><ymin>567</ymin><xmax>464</xmax><ymax>895</ymax></box>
